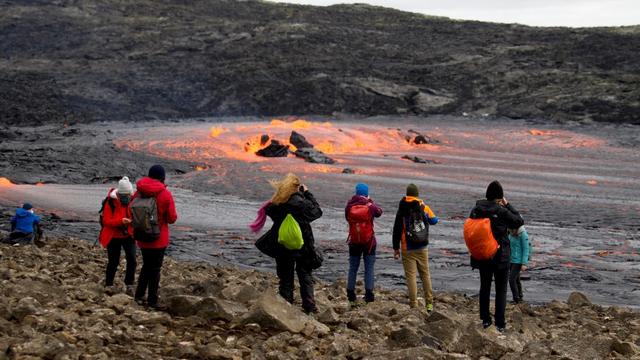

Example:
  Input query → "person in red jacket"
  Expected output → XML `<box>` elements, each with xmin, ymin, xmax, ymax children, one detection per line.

<box><xmin>133</xmin><ymin>165</ymin><xmax>178</xmax><ymax>308</ymax></box>
<box><xmin>99</xmin><ymin>176</ymin><xmax>136</xmax><ymax>293</ymax></box>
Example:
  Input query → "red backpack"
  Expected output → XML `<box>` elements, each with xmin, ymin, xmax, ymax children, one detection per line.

<box><xmin>347</xmin><ymin>204</ymin><xmax>374</xmax><ymax>245</ymax></box>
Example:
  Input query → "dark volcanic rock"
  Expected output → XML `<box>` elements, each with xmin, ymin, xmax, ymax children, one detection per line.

<box><xmin>294</xmin><ymin>148</ymin><xmax>336</xmax><ymax>164</ymax></box>
<box><xmin>290</xmin><ymin>131</ymin><xmax>314</xmax><ymax>149</ymax></box>
<box><xmin>0</xmin><ymin>1</ymin><xmax>638</xmax><ymax>124</ymax></box>
<box><xmin>402</xmin><ymin>155</ymin><xmax>440</xmax><ymax>164</ymax></box>
<box><xmin>256</xmin><ymin>140</ymin><xmax>289</xmax><ymax>157</ymax></box>
<box><xmin>259</xmin><ymin>134</ymin><xmax>270</xmax><ymax>146</ymax></box>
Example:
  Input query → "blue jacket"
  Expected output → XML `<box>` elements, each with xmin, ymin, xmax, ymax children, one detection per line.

<box><xmin>509</xmin><ymin>229</ymin><xmax>530</xmax><ymax>265</ymax></box>
<box><xmin>10</xmin><ymin>208</ymin><xmax>40</xmax><ymax>234</ymax></box>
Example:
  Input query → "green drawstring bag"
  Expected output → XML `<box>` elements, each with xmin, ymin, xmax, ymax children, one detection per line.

<box><xmin>278</xmin><ymin>214</ymin><xmax>304</xmax><ymax>250</ymax></box>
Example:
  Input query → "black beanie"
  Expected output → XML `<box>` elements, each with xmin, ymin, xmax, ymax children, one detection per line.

<box><xmin>406</xmin><ymin>183</ymin><xmax>419</xmax><ymax>197</ymax></box>
<box><xmin>486</xmin><ymin>180</ymin><xmax>504</xmax><ymax>201</ymax></box>
<box><xmin>148</xmin><ymin>164</ymin><xmax>166</xmax><ymax>181</ymax></box>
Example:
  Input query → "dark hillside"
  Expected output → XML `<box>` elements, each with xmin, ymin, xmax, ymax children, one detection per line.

<box><xmin>1</xmin><ymin>0</ymin><xmax>639</xmax><ymax>124</ymax></box>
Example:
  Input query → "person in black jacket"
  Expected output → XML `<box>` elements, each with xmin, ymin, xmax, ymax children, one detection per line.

<box><xmin>469</xmin><ymin>180</ymin><xmax>524</xmax><ymax>332</ymax></box>
<box><xmin>264</xmin><ymin>173</ymin><xmax>323</xmax><ymax>314</ymax></box>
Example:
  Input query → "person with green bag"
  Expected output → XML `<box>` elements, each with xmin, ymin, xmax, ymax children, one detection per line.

<box><xmin>250</xmin><ymin>173</ymin><xmax>323</xmax><ymax>314</ymax></box>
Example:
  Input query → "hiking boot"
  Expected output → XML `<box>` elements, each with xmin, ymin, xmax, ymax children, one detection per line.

<box><xmin>364</xmin><ymin>290</ymin><xmax>375</xmax><ymax>303</ymax></box>
<box><xmin>134</xmin><ymin>297</ymin><xmax>146</xmax><ymax>306</ymax></box>
<box><xmin>104</xmin><ymin>285</ymin><xmax>118</xmax><ymax>295</ymax></box>
<box><xmin>482</xmin><ymin>321</ymin><xmax>492</xmax><ymax>329</ymax></box>
<box><xmin>426</xmin><ymin>303</ymin><xmax>434</xmax><ymax>312</ymax></box>
<box><xmin>497</xmin><ymin>326</ymin><xmax>506</xmax><ymax>334</ymax></box>
<box><xmin>303</xmin><ymin>306</ymin><xmax>319</xmax><ymax>315</ymax></box>
<box><xmin>347</xmin><ymin>290</ymin><xmax>357</xmax><ymax>302</ymax></box>
<box><xmin>125</xmin><ymin>285</ymin><xmax>135</xmax><ymax>296</ymax></box>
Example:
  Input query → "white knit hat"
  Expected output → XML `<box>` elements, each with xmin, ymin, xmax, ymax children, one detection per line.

<box><xmin>117</xmin><ymin>176</ymin><xmax>133</xmax><ymax>195</ymax></box>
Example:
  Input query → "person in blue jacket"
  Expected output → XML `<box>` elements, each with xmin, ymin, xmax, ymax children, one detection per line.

<box><xmin>508</xmin><ymin>225</ymin><xmax>530</xmax><ymax>303</ymax></box>
<box><xmin>9</xmin><ymin>203</ymin><xmax>42</xmax><ymax>244</ymax></box>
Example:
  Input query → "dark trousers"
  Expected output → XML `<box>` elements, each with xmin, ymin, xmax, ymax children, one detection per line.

<box><xmin>276</xmin><ymin>256</ymin><xmax>316</xmax><ymax>312</ymax></box>
<box><xmin>105</xmin><ymin>237</ymin><xmax>137</xmax><ymax>286</ymax></box>
<box><xmin>509</xmin><ymin>263</ymin><xmax>523</xmax><ymax>302</ymax></box>
<box><xmin>135</xmin><ymin>248</ymin><xmax>166</xmax><ymax>306</ymax></box>
<box><xmin>479</xmin><ymin>265</ymin><xmax>508</xmax><ymax>328</ymax></box>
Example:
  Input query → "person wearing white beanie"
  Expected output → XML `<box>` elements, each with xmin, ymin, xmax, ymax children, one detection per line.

<box><xmin>117</xmin><ymin>176</ymin><xmax>134</xmax><ymax>196</ymax></box>
<box><xmin>99</xmin><ymin>176</ymin><xmax>137</xmax><ymax>295</ymax></box>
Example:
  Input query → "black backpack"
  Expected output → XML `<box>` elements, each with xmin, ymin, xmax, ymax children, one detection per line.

<box><xmin>98</xmin><ymin>191</ymin><xmax>116</xmax><ymax>229</ymax></box>
<box><xmin>404</xmin><ymin>206</ymin><xmax>429</xmax><ymax>245</ymax></box>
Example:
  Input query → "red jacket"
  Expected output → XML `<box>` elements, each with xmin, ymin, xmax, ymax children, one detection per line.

<box><xmin>99</xmin><ymin>188</ymin><xmax>133</xmax><ymax>248</ymax></box>
<box><xmin>133</xmin><ymin>177</ymin><xmax>178</xmax><ymax>249</ymax></box>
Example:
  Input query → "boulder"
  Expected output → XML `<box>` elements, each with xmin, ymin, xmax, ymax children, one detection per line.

<box><xmin>240</xmin><ymin>292</ymin><xmax>326</xmax><ymax>334</ymax></box>
<box><xmin>367</xmin><ymin>346</ymin><xmax>470</xmax><ymax>360</ymax></box>
<box><xmin>166</xmin><ymin>295</ymin><xmax>202</xmax><ymax>317</ymax></box>
<box><xmin>611</xmin><ymin>339</ymin><xmax>638</xmax><ymax>356</ymax></box>
<box><xmin>389</xmin><ymin>327</ymin><xmax>422</xmax><ymax>348</ymax></box>
<box><xmin>294</xmin><ymin>148</ymin><xmax>335</xmax><ymax>164</ymax></box>
<box><xmin>567</xmin><ymin>292</ymin><xmax>591</xmax><ymax>308</ymax></box>
<box><xmin>12</xmin><ymin>297</ymin><xmax>41</xmax><ymax>321</ymax></box>
<box><xmin>105</xmin><ymin>293</ymin><xmax>133</xmax><ymax>313</ymax></box>
<box><xmin>342</xmin><ymin>168</ymin><xmax>356</xmax><ymax>174</ymax></box>
<box><xmin>256</xmin><ymin>140</ymin><xmax>289</xmax><ymax>157</ymax></box>
<box><xmin>317</xmin><ymin>307</ymin><xmax>340</xmax><ymax>325</ymax></box>
<box><xmin>289</xmin><ymin>131</ymin><xmax>314</xmax><ymax>149</ymax></box>
<box><xmin>197</xmin><ymin>297</ymin><xmax>248</xmax><ymax>321</ymax></box>
<box><xmin>221</xmin><ymin>283</ymin><xmax>260</xmax><ymax>305</ymax></box>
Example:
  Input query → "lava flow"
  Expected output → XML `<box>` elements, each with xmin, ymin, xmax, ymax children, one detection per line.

<box><xmin>117</xmin><ymin>119</ymin><xmax>439</xmax><ymax>168</ymax></box>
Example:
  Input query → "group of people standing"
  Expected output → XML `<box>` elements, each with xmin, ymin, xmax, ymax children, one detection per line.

<box><xmin>97</xmin><ymin>165</ymin><xmax>177</xmax><ymax>309</ymax></box>
<box><xmin>6</xmin><ymin>167</ymin><xmax>530</xmax><ymax>332</ymax></box>
<box><xmin>251</xmin><ymin>174</ymin><xmax>530</xmax><ymax>332</ymax></box>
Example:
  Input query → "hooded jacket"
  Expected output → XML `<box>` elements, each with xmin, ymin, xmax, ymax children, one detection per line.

<box><xmin>265</xmin><ymin>190</ymin><xmax>322</xmax><ymax>262</ymax></box>
<box><xmin>509</xmin><ymin>227</ymin><xmax>530</xmax><ymax>265</ymax></box>
<box><xmin>469</xmin><ymin>199</ymin><xmax>524</xmax><ymax>269</ymax></box>
<box><xmin>392</xmin><ymin>196</ymin><xmax>438</xmax><ymax>252</ymax></box>
<box><xmin>345</xmin><ymin>195</ymin><xmax>383</xmax><ymax>252</ymax></box>
<box><xmin>99</xmin><ymin>188</ymin><xmax>134</xmax><ymax>248</ymax></box>
<box><xmin>133</xmin><ymin>177</ymin><xmax>178</xmax><ymax>249</ymax></box>
<box><xmin>10</xmin><ymin>208</ymin><xmax>40</xmax><ymax>234</ymax></box>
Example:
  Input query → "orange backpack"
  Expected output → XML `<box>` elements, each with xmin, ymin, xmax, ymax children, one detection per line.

<box><xmin>463</xmin><ymin>218</ymin><xmax>499</xmax><ymax>261</ymax></box>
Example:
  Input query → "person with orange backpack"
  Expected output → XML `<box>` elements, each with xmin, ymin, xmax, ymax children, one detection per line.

<box><xmin>465</xmin><ymin>180</ymin><xmax>523</xmax><ymax>333</ymax></box>
<box><xmin>98</xmin><ymin>176</ymin><xmax>136</xmax><ymax>294</ymax></box>
<box><xmin>345</xmin><ymin>183</ymin><xmax>383</xmax><ymax>306</ymax></box>
<box><xmin>392</xmin><ymin>183</ymin><xmax>439</xmax><ymax>312</ymax></box>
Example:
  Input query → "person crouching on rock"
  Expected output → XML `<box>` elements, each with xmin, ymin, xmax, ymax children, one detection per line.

<box><xmin>253</xmin><ymin>173</ymin><xmax>323</xmax><ymax>314</ymax></box>
<box><xmin>98</xmin><ymin>176</ymin><xmax>136</xmax><ymax>295</ymax></box>
<box><xmin>508</xmin><ymin>225</ymin><xmax>530</xmax><ymax>304</ymax></box>
<box><xmin>8</xmin><ymin>203</ymin><xmax>42</xmax><ymax>244</ymax></box>
<box><xmin>392</xmin><ymin>184</ymin><xmax>439</xmax><ymax>312</ymax></box>
<box><xmin>132</xmin><ymin>165</ymin><xmax>178</xmax><ymax>309</ymax></box>
<box><xmin>469</xmin><ymin>180</ymin><xmax>524</xmax><ymax>333</ymax></box>
<box><xmin>345</xmin><ymin>183</ymin><xmax>382</xmax><ymax>307</ymax></box>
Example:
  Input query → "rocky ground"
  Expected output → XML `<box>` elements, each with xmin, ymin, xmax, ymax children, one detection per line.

<box><xmin>1</xmin><ymin>1</ymin><xmax>639</xmax><ymax>126</ymax></box>
<box><xmin>1</xmin><ymin>236</ymin><xmax>639</xmax><ymax>360</ymax></box>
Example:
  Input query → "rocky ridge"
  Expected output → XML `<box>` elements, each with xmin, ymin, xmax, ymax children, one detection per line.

<box><xmin>0</xmin><ymin>236</ymin><xmax>639</xmax><ymax>359</ymax></box>
<box><xmin>1</xmin><ymin>1</ymin><xmax>639</xmax><ymax>126</ymax></box>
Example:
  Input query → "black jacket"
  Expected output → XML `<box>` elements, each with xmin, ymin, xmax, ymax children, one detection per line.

<box><xmin>265</xmin><ymin>190</ymin><xmax>323</xmax><ymax>260</ymax></box>
<box><xmin>469</xmin><ymin>199</ymin><xmax>524</xmax><ymax>269</ymax></box>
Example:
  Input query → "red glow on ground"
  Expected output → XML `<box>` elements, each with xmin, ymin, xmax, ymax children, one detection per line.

<box><xmin>35</xmin><ymin>182</ymin><xmax>45</xmax><ymax>186</ymax></box>
<box><xmin>586</xmin><ymin>180</ymin><xmax>598</xmax><ymax>186</ymax></box>
<box><xmin>0</xmin><ymin>177</ymin><xmax>14</xmax><ymax>187</ymax></box>
<box><xmin>529</xmin><ymin>129</ymin><xmax>555</xmax><ymax>136</ymax></box>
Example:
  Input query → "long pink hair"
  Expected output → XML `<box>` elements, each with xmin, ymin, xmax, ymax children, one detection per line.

<box><xmin>249</xmin><ymin>200</ymin><xmax>271</xmax><ymax>233</ymax></box>
<box><xmin>249</xmin><ymin>173</ymin><xmax>301</xmax><ymax>233</ymax></box>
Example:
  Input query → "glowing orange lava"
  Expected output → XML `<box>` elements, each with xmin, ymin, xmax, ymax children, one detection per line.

<box><xmin>0</xmin><ymin>177</ymin><xmax>14</xmax><ymax>187</ymax></box>
<box><xmin>35</xmin><ymin>182</ymin><xmax>45</xmax><ymax>186</ymax></box>
<box><xmin>586</xmin><ymin>180</ymin><xmax>598</xmax><ymax>186</ymax></box>
<box><xmin>210</xmin><ymin>127</ymin><xmax>228</xmax><ymax>138</ymax></box>
<box><xmin>529</xmin><ymin>129</ymin><xmax>554</xmax><ymax>136</ymax></box>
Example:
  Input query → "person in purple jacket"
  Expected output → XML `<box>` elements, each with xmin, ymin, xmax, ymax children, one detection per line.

<box><xmin>345</xmin><ymin>183</ymin><xmax>383</xmax><ymax>306</ymax></box>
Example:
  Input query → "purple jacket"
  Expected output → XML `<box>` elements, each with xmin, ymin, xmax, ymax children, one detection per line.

<box><xmin>345</xmin><ymin>195</ymin><xmax>383</xmax><ymax>248</ymax></box>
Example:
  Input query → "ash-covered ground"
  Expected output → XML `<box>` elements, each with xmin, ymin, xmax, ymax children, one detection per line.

<box><xmin>1</xmin><ymin>116</ymin><xmax>639</xmax><ymax>307</ymax></box>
